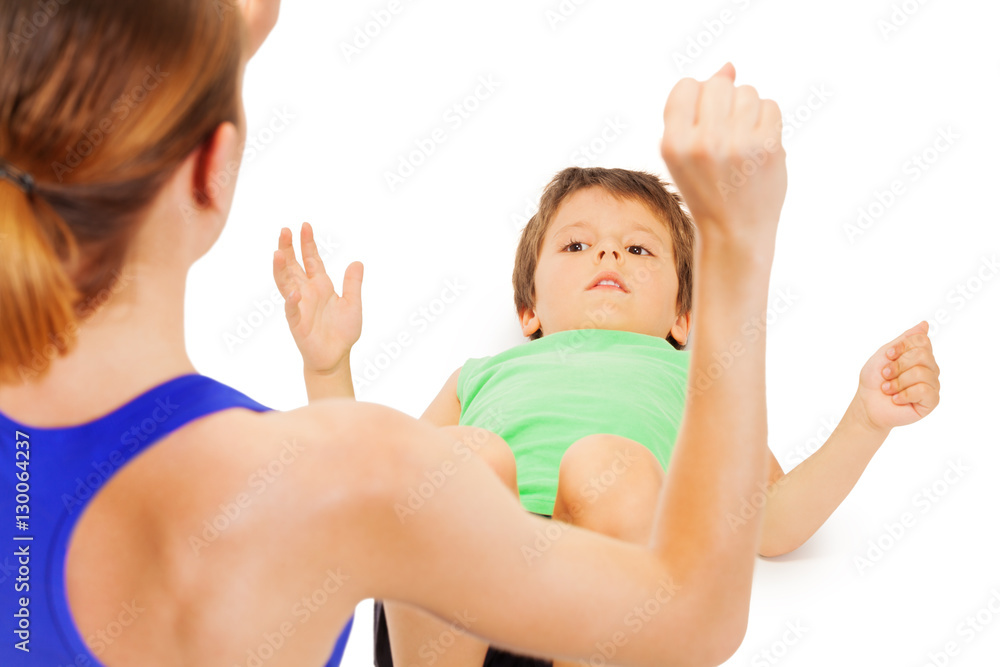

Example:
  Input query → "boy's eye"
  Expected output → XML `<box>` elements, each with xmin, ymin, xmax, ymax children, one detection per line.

<box><xmin>562</xmin><ymin>240</ymin><xmax>590</xmax><ymax>252</ymax></box>
<box><xmin>560</xmin><ymin>240</ymin><xmax>651</xmax><ymax>255</ymax></box>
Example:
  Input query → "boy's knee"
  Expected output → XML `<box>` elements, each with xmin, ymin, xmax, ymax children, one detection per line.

<box><xmin>439</xmin><ymin>425</ymin><xmax>518</xmax><ymax>494</ymax></box>
<box><xmin>557</xmin><ymin>434</ymin><xmax>664</xmax><ymax>519</ymax></box>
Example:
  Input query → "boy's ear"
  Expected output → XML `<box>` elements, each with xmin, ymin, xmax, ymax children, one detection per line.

<box><xmin>519</xmin><ymin>306</ymin><xmax>541</xmax><ymax>337</ymax></box>
<box><xmin>670</xmin><ymin>310</ymin><xmax>691</xmax><ymax>346</ymax></box>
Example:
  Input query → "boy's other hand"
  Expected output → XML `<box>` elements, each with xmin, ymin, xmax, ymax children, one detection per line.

<box><xmin>854</xmin><ymin>321</ymin><xmax>941</xmax><ymax>432</ymax></box>
<box><xmin>660</xmin><ymin>62</ymin><xmax>787</xmax><ymax>249</ymax></box>
<box><xmin>273</xmin><ymin>222</ymin><xmax>363</xmax><ymax>376</ymax></box>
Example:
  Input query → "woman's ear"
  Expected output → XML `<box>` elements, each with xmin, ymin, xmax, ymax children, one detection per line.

<box><xmin>173</xmin><ymin>122</ymin><xmax>242</xmax><ymax>226</ymax></box>
<box><xmin>192</xmin><ymin>121</ymin><xmax>242</xmax><ymax>214</ymax></box>
<box><xmin>168</xmin><ymin>121</ymin><xmax>243</xmax><ymax>260</ymax></box>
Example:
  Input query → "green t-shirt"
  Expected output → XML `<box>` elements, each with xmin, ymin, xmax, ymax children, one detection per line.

<box><xmin>456</xmin><ymin>328</ymin><xmax>690</xmax><ymax>515</ymax></box>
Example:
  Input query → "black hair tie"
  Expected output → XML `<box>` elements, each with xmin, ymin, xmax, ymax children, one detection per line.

<box><xmin>0</xmin><ymin>158</ymin><xmax>36</xmax><ymax>196</ymax></box>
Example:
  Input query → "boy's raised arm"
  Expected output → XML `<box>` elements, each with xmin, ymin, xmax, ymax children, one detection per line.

<box><xmin>757</xmin><ymin>321</ymin><xmax>941</xmax><ymax>556</ymax></box>
<box><xmin>419</xmin><ymin>366</ymin><xmax>463</xmax><ymax>426</ymax></box>
<box><xmin>272</xmin><ymin>222</ymin><xmax>363</xmax><ymax>401</ymax></box>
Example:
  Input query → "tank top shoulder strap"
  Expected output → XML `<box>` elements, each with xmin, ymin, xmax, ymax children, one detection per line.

<box><xmin>107</xmin><ymin>372</ymin><xmax>274</xmax><ymax>446</ymax></box>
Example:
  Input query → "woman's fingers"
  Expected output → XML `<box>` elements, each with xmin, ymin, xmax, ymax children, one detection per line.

<box><xmin>732</xmin><ymin>85</ymin><xmax>761</xmax><ymax>132</ymax></box>
<box><xmin>662</xmin><ymin>77</ymin><xmax>700</xmax><ymax>140</ymax></box>
<box><xmin>660</xmin><ymin>61</ymin><xmax>787</xmax><ymax>239</ymax></box>
<box><xmin>714</xmin><ymin>61</ymin><xmax>736</xmax><ymax>81</ymax></box>
<box><xmin>697</xmin><ymin>66</ymin><xmax>736</xmax><ymax>129</ymax></box>
<box><xmin>756</xmin><ymin>98</ymin><xmax>782</xmax><ymax>133</ymax></box>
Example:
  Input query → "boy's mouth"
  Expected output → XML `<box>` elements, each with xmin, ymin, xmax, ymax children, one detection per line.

<box><xmin>587</xmin><ymin>271</ymin><xmax>629</xmax><ymax>292</ymax></box>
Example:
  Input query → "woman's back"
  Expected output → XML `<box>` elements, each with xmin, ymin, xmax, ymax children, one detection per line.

<box><xmin>0</xmin><ymin>371</ymin><xmax>360</xmax><ymax>664</ymax></box>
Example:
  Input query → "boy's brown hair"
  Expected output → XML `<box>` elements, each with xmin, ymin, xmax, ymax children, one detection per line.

<box><xmin>513</xmin><ymin>167</ymin><xmax>695</xmax><ymax>350</ymax></box>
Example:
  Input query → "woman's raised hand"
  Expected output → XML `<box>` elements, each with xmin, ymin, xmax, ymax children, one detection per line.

<box><xmin>660</xmin><ymin>62</ymin><xmax>787</xmax><ymax>252</ymax></box>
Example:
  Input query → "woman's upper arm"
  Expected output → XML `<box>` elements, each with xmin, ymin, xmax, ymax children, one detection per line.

<box><xmin>419</xmin><ymin>366</ymin><xmax>462</xmax><ymax>427</ymax></box>
<box><xmin>189</xmin><ymin>399</ymin><xmax>731</xmax><ymax>666</ymax></box>
<box><xmin>351</xmin><ymin>415</ymin><xmax>730</xmax><ymax>667</ymax></box>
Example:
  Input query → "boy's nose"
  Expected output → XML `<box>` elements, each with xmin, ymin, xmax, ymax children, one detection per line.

<box><xmin>597</xmin><ymin>247</ymin><xmax>622</xmax><ymax>262</ymax></box>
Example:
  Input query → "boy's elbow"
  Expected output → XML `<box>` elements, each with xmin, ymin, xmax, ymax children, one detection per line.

<box><xmin>757</xmin><ymin>542</ymin><xmax>790</xmax><ymax>558</ymax></box>
<box><xmin>757</xmin><ymin>532</ymin><xmax>806</xmax><ymax>558</ymax></box>
<box><xmin>756</xmin><ymin>515</ymin><xmax>804</xmax><ymax>558</ymax></box>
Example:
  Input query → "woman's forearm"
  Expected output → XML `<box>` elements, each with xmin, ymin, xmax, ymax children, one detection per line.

<box><xmin>649</xmin><ymin>235</ymin><xmax>775</xmax><ymax>639</ymax></box>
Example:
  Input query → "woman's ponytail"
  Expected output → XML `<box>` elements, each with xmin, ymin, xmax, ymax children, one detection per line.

<box><xmin>0</xmin><ymin>179</ymin><xmax>81</xmax><ymax>383</ymax></box>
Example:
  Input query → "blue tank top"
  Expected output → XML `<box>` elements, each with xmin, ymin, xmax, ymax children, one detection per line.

<box><xmin>0</xmin><ymin>373</ymin><xmax>353</xmax><ymax>666</ymax></box>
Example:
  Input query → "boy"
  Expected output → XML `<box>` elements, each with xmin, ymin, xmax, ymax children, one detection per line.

<box><xmin>273</xmin><ymin>113</ymin><xmax>940</xmax><ymax>667</ymax></box>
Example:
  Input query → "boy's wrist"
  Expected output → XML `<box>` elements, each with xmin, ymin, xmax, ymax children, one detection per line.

<box><xmin>304</xmin><ymin>354</ymin><xmax>352</xmax><ymax>379</ymax></box>
<box><xmin>303</xmin><ymin>356</ymin><xmax>355</xmax><ymax>401</ymax></box>
<box><xmin>847</xmin><ymin>393</ymin><xmax>892</xmax><ymax>438</ymax></box>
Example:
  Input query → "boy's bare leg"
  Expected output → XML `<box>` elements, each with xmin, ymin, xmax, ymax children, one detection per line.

<box><xmin>383</xmin><ymin>426</ymin><xmax>516</xmax><ymax>667</ymax></box>
<box><xmin>441</xmin><ymin>425</ymin><xmax>520</xmax><ymax>500</ymax></box>
<box><xmin>551</xmin><ymin>434</ymin><xmax>665</xmax><ymax>542</ymax></box>
<box><xmin>550</xmin><ymin>435</ymin><xmax>665</xmax><ymax>667</ymax></box>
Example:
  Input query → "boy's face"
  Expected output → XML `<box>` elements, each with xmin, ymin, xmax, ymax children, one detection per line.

<box><xmin>520</xmin><ymin>187</ymin><xmax>691</xmax><ymax>343</ymax></box>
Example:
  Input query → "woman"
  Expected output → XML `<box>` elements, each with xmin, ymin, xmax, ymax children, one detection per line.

<box><xmin>0</xmin><ymin>1</ymin><xmax>786</xmax><ymax>665</ymax></box>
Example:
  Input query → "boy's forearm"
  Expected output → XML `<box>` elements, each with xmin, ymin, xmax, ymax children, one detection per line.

<box><xmin>759</xmin><ymin>395</ymin><xmax>891</xmax><ymax>557</ymax></box>
<box><xmin>304</xmin><ymin>359</ymin><xmax>356</xmax><ymax>402</ymax></box>
<box><xmin>650</xmin><ymin>233</ymin><xmax>774</xmax><ymax>627</ymax></box>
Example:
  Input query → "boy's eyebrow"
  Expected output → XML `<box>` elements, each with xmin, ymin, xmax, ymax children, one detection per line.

<box><xmin>553</xmin><ymin>220</ymin><xmax>666</xmax><ymax>241</ymax></box>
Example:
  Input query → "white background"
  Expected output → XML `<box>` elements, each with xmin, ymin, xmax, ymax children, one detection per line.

<box><xmin>187</xmin><ymin>0</ymin><xmax>1000</xmax><ymax>665</ymax></box>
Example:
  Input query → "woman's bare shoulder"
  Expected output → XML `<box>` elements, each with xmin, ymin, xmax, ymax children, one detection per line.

<box><xmin>168</xmin><ymin>398</ymin><xmax>414</xmax><ymax>494</ymax></box>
